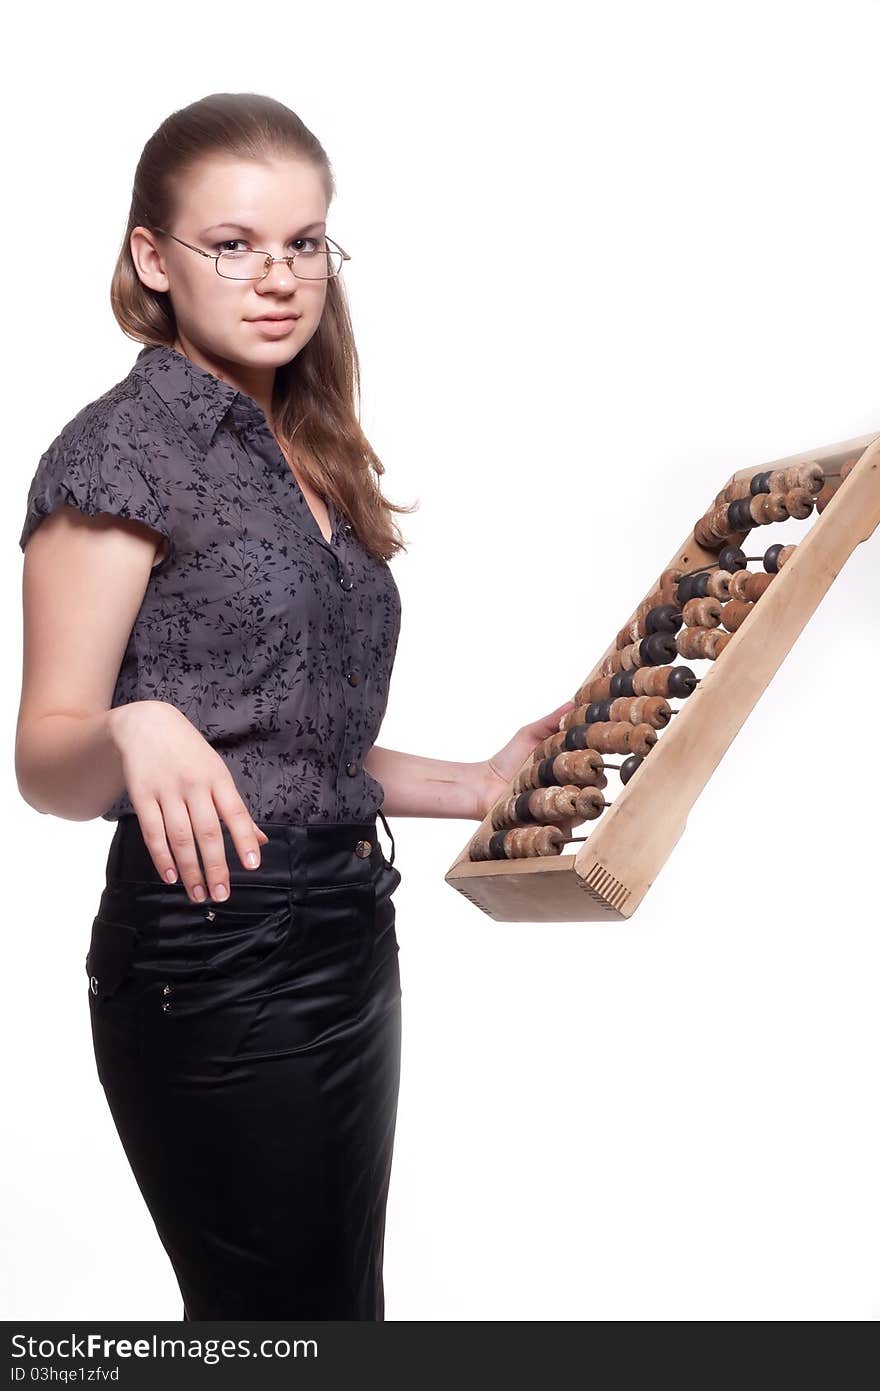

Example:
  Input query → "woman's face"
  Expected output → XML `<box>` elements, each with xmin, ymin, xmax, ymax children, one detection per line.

<box><xmin>132</xmin><ymin>154</ymin><xmax>331</xmax><ymax>388</ymax></box>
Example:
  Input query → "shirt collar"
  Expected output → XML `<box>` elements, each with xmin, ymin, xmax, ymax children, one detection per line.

<box><xmin>131</xmin><ymin>342</ymin><xmax>266</xmax><ymax>454</ymax></box>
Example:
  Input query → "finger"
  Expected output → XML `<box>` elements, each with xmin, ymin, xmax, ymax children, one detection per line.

<box><xmin>185</xmin><ymin>793</ymin><xmax>231</xmax><ymax>902</ymax></box>
<box><xmin>130</xmin><ymin>797</ymin><xmax>181</xmax><ymax>884</ymax></box>
<box><xmin>213</xmin><ymin>784</ymin><xmax>266</xmax><ymax>872</ymax></box>
<box><xmin>160</xmin><ymin>799</ymin><xmax>210</xmax><ymax>902</ymax></box>
<box><xmin>528</xmin><ymin>700</ymin><xmax>576</xmax><ymax>736</ymax></box>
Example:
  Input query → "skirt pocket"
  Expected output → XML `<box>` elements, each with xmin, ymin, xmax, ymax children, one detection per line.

<box><xmin>156</xmin><ymin>884</ymin><xmax>298</xmax><ymax>986</ymax></box>
<box><xmin>140</xmin><ymin>884</ymin><xmax>303</xmax><ymax>1068</ymax></box>
<box><xmin>85</xmin><ymin>914</ymin><xmax>143</xmax><ymax>1001</ymax></box>
<box><xmin>85</xmin><ymin>910</ymin><xmax>151</xmax><ymax>1087</ymax></box>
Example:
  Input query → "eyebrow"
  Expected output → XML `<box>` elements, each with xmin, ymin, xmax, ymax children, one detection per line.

<box><xmin>199</xmin><ymin>220</ymin><xmax>327</xmax><ymax>238</ymax></box>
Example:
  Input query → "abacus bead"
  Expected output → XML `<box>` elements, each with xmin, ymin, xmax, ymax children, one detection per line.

<box><xmin>743</xmin><ymin>572</ymin><xmax>773</xmax><ymax>601</ymax></box>
<box><xmin>764</xmin><ymin>543</ymin><xmax>784</xmax><ymax>573</ymax></box>
<box><xmin>629</xmin><ymin>723</ymin><xmax>658</xmax><ymax>757</ymax></box>
<box><xmin>728</xmin><ymin>569</ymin><xmax>751</xmax><ymax>601</ymax></box>
<box><xmin>655</xmin><ymin>633</ymin><xmax>680</xmax><ymax>664</ymax></box>
<box><xmin>619</xmin><ymin>754</ymin><xmax>643</xmax><ymax>785</ymax></box>
<box><xmin>706</xmin><ymin>570</ymin><xmax>732</xmax><ymax>599</ymax></box>
<box><xmin>815</xmin><ymin>482</ymin><xmax>834</xmax><ymax>513</ymax></box>
<box><xmin>677</xmin><ymin>574</ymin><xmax>698</xmax><ymax>604</ymax></box>
<box><xmin>647</xmin><ymin>603</ymin><xmax>682</xmax><ymax>635</ymax></box>
<box><xmin>667</xmin><ymin>665</ymin><xmax>697</xmax><ymax>698</ymax></box>
<box><xmin>721</xmin><ymin>599</ymin><xmax>752</xmax><ymax>630</ymax></box>
<box><xmin>718</xmin><ymin>545</ymin><xmax>746</xmax><ymax>572</ymax></box>
<box><xmin>785</xmin><ymin>485</ymin><xmax>813</xmax><ymax>519</ymax></box>
<box><xmin>659</xmin><ymin>568</ymin><xmax>683</xmax><ymax>595</ymax></box>
<box><xmin>728</xmin><ymin>497</ymin><xmax>752</xmax><ymax>530</ymax></box>
<box><xmin>644</xmin><ymin>696</ymin><xmax>671</xmax><ymax>728</ymax></box>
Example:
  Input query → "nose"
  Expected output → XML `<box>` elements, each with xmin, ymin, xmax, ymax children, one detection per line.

<box><xmin>256</xmin><ymin>257</ymin><xmax>299</xmax><ymax>293</ymax></box>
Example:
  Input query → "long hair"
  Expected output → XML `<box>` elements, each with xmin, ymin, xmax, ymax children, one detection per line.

<box><xmin>110</xmin><ymin>92</ymin><xmax>415</xmax><ymax>562</ymax></box>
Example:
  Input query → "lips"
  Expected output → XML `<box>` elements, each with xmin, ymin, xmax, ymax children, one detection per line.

<box><xmin>249</xmin><ymin>314</ymin><xmax>300</xmax><ymax>322</ymax></box>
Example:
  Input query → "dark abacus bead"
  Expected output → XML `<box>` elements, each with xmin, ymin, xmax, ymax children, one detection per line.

<box><xmin>677</xmin><ymin>575</ymin><xmax>698</xmax><ymax>604</ymax></box>
<box><xmin>536</xmin><ymin>756</ymin><xmax>557</xmax><ymax>787</ymax></box>
<box><xmin>489</xmin><ymin>830</ymin><xmax>508</xmax><ymax>859</ymax></box>
<box><xmin>750</xmin><ymin>470</ymin><xmax>772</xmax><ymax>495</ymax></box>
<box><xmin>667</xmin><ymin>665</ymin><xmax>697</xmax><ymax>698</ymax></box>
<box><xmin>763</xmin><ymin>543</ymin><xmax>784</xmax><ymax>573</ymax></box>
<box><xmin>727</xmin><ymin>497</ymin><xmax>753</xmax><ymax>531</ymax></box>
<box><xmin>678</xmin><ymin>572</ymin><xmax>709</xmax><ymax>602</ymax></box>
<box><xmin>646</xmin><ymin>603</ymin><xmax>683</xmax><ymax>635</ymax></box>
<box><xmin>611</xmin><ymin>671</ymin><xmax>634</xmax><ymax>697</ymax></box>
<box><xmin>586</xmin><ymin>702</ymin><xmax>605</xmax><ymax>723</ymax></box>
<box><xmin>718</xmin><ymin>545</ymin><xmax>747</xmax><ymax>572</ymax></box>
<box><xmin>597</xmin><ymin>699</ymin><xmax>612</xmax><ymax>719</ymax></box>
<box><xmin>641</xmin><ymin>632</ymin><xmax>678</xmax><ymax>665</ymax></box>
<box><xmin>619</xmin><ymin>754</ymin><xmax>643</xmax><ymax>785</ymax></box>
<box><xmin>514</xmin><ymin>791</ymin><xmax>537</xmax><ymax>823</ymax></box>
<box><xmin>567</xmin><ymin>724</ymin><xmax>594</xmax><ymax>750</ymax></box>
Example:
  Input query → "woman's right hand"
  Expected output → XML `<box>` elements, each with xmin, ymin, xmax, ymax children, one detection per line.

<box><xmin>109</xmin><ymin>700</ymin><xmax>271</xmax><ymax>903</ymax></box>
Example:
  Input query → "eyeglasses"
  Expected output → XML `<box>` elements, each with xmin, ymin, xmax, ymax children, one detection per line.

<box><xmin>152</xmin><ymin>228</ymin><xmax>351</xmax><ymax>281</ymax></box>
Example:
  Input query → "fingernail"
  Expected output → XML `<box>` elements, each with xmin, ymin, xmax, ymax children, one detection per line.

<box><xmin>246</xmin><ymin>851</ymin><xmax>258</xmax><ymax>867</ymax></box>
<box><xmin>212</xmin><ymin>883</ymin><xmax>228</xmax><ymax>900</ymax></box>
<box><xmin>193</xmin><ymin>885</ymin><xmax>206</xmax><ymax>901</ymax></box>
<box><xmin>164</xmin><ymin>867</ymin><xmax>178</xmax><ymax>883</ymax></box>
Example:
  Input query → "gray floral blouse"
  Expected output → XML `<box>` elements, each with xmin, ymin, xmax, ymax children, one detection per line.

<box><xmin>18</xmin><ymin>343</ymin><xmax>402</xmax><ymax>825</ymax></box>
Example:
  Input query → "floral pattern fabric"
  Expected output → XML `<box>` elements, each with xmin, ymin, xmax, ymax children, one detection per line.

<box><xmin>19</xmin><ymin>343</ymin><xmax>402</xmax><ymax>825</ymax></box>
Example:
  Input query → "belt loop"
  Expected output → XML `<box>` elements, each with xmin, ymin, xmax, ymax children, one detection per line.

<box><xmin>377</xmin><ymin>808</ymin><xmax>396</xmax><ymax>866</ymax></box>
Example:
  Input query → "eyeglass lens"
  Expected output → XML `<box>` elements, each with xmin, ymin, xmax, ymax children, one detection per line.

<box><xmin>217</xmin><ymin>243</ymin><xmax>343</xmax><ymax>280</ymax></box>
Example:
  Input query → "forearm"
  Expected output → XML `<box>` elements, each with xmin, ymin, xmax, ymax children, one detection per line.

<box><xmin>15</xmin><ymin>707</ymin><xmax>129</xmax><ymax>822</ymax></box>
<box><xmin>363</xmin><ymin>744</ymin><xmax>488</xmax><ymax>819</ymax></box>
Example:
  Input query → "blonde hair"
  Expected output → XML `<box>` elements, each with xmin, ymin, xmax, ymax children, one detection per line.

<box><xmin>110</xmin><ymin>91</ymin><xmax>415</xmax><ymax>562</ymax></box>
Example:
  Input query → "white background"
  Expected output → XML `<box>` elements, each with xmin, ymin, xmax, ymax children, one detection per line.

<box><xmin>4</xmin><ymin>0</ymin><xmax>879</xmax><ymax>1322</ymax></box>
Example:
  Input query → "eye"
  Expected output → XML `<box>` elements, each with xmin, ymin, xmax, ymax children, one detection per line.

<box><xmin>214</xmin><ymin>235</ymin><xmax>322</xmax><ymax>256</ymax></box>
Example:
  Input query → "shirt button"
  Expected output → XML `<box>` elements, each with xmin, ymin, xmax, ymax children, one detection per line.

<box><xmin>339</xmin><ymin>574</ymin><xmax>355</xmax><ymax>591</ymax></box>
<box><xmin>345</xmin><ymin>760</ymin><xmax>358</xmax><ymax>776</ymax></box>
<box><xmin>346</xmin><ymin>668</ymin><xmax>362</xmax><ymax>686</ymax></box>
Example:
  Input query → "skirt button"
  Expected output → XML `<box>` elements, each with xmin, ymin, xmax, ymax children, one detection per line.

<box><xmin>355</xmin><ymin>839</ymin><xmax>372</xmax><ymax>858</ymax></box>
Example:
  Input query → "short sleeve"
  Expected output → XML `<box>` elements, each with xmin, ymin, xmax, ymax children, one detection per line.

<box><xmin>18</xmin><ymin>412</ymin><xmax>173</xmax><ymax>556</ymax></box>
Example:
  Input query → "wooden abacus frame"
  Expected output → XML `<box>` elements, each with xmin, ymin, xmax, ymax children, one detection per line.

<box><xmin>445</xmin><ymin>430</ymin><xmax>880</xmax><ymax>922</ymax></box>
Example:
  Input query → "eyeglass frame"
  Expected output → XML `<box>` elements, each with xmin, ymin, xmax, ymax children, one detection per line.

<box><xmin>151</xmin><ymin>227</ymin><xmax>351</xmax><ymax>281</ymax></box>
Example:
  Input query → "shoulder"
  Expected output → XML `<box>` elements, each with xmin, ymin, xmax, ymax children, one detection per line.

<box><xmin>19</xmin><ymin>370</ymin><xmax>176</xmax><ymax>553</ymax></box>
<box><xmin>43</xmin><ymin>365</ymin><xmax>179</xmax><ymax>476</ymax></box>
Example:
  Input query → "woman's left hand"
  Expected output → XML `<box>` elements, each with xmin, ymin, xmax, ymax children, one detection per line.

<box><xmin>470</xmin><ymin>699</ymin><xmax>577</xmax><ymax>821</ymax></box>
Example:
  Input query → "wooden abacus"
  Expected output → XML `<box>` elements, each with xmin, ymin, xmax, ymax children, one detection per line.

<box><xmin>445</xmin><ymin>430</ymin><xmax>880</xmax><ymax>922</ymax></box>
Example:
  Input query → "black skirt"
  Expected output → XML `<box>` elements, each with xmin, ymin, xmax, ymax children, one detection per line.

<box><xmin>85</xmin><ymin>812</ymin><xmax>403</xmax><ymax>1320</ymax></box>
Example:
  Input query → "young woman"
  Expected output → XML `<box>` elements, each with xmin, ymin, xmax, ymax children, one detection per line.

<box><xmin>15</xmin><ymin>92</ymin><xmax>572</xmax><ymax>1321</ymax></box>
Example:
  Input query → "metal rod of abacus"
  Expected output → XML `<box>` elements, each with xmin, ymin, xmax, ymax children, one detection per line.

<box><xmin>684</xmin><ymin>555</ymin><xmax>763</xmax><ymax>575</ymax></box>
